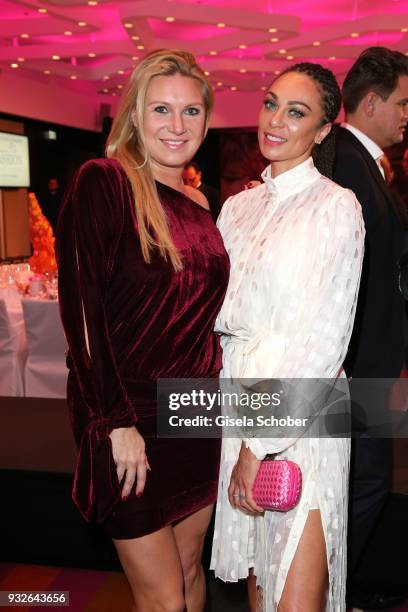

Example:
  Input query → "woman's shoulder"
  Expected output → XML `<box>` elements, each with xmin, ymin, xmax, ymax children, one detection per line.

<box><xmin>224</xmin><ymin>182</ymin><xmax>265</xmax><ymax>211</ymax></box>
<box><xmin>217</xmin><ymin>183</ymin><xmax>264</xmax><ymax>225</ymax></box>
<box><xmin>68</xmin><ymin>158</ymin><xmax>131</xmax><ymax>224</ymax></box>
<box><xmin>318</xmin><ymin>174</ymin><xmax>362</xmax><ymax>213</ymax></box>
<box><xmin>75</xmin><ymin>157</ymin><xmax>126</xmax><ymax>184</ymax></box>
<box><xmin>315</xmin><ymin>175</ymin><xmax>365</xmax><ymax>237</ymax></box>
<box><xmin>183</xmin><ymin>184</ymin><xmax>210</xmax><ymax>210</ymax></box>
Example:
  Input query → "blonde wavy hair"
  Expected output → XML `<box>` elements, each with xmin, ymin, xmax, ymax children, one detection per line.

<box><xmin>106</xmin><ymin>49</ymin><xmax>214</xmax><ymax>270</ymax></box>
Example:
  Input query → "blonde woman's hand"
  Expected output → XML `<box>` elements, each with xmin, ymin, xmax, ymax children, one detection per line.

<box><xmin>109</xmin><ymin>426</ymin><xmax>150</xmax><ymax>499</ymax></box>
<box><xmin>228</xmin><ymin>442</ymin><xmax>264</xmax><ymax>515</ymax></box>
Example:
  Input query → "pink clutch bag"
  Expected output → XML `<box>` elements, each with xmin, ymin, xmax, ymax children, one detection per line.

<box><xmin>252</xmin><ymin>458</ymin><xmax>302</xmax><ymax>511</ymax></box>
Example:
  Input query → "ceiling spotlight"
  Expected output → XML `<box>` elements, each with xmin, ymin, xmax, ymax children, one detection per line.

<box><xmin>43</xmin><ymin>70</ymin><xmax>51</xmax><ymax>75</ymax></box>
<box><xmin>21</xmin><ymin>33</ymin><xmax>29</xmax><ymax>38</ymax></box>
<box><xmin>165</xmin><ymin>16</ymin><xmax>175</xmax><ymax>22</ymax></box>
<box><xmin>278</xmin><ymin>49</ymin><xmax>286</xmax><ymax>54</ymax></box>
<box><xmin>268</xmin><ymin>28</ymin><xmax>277</xmax><ymax>33</ymax></box>
<box><xmin>136</xmin><ymin>45</ymin><xmax>145</xmax><ymax>50</ymax></box>
<box><xmin>88</xmin><ymin>52</ymin><xmax>96</xmax><ymax>58</ymax></box>
<box><xmin>270</xmin><ymin>37</ymin><xmax>279</xmax><ymax>43</ymax></box>
<box><xmin>10</xmin><ymin>63</ymin><xmax>19</xmax><ymax>69</ymax></box>
<box><xmin>70</xmin><ymin>75</ymin><xmax>77</xmax><ymax>80</ymax></box>
<box><xmin>52</xmin><ymin>55</ymin><xmax>60</xmax><ymax>60</ymax></box>
<box><xmin>313</xmin><ymin>41</ymin><xmax>321</xmax><ymax>46</ymax></box>
<box><xmin>230</xmin><ymin>86</ymin><xmax>237</xmax><ymax>91</ymax></box>
<box><xmin>217</xmin><ymin>23</ymin><xmax>226</xmax><ymax>28</ymax></box>
<box><xmin>132</xmin><ymin>56</ymin><xmax>139</xmax><ymax>60</ymax></box>
<box><xmin>239</xmin><ymin>44</ymin><xmax>247</xmax><ymax>49</ymax></box>
<box><xmin>103</xmin><ymin>75</ymin><xmax>110</xmax><ymax>80</ymax></box>
<box><xmin>64</xmin><ymin>31</ymin><xmax>72</xmax><ymax>36</ymax></box>
<box><xmin>209</xmin><ymin>50</ymin><xmax>217</xmax><ymax>55</ymax></box>
<box><xmin>124</xmin><ymin>23</ymin><xmax>133</xmax><ymax>28</ymax></box>
<box><xmin>88</xmin><ymin>0</ymin><xmax>98</xmax><ymax>5</ymax></box>
<box><xmin>103</xmin><ymin>88</ymin><xmax>108</xmax><ymax>93</ymax></box>
<box><xmin>78</xmin><ymin>21</ymin><xmax>87</xmax><ymax>27</ymax></box>
<box><xmin>118</xmin><ymin>84</ymin><xmax>123</xmax><ymax>89</ymax></box>
<box><xmin>239</xmin><ymin>68</ymin><xmax>247</xmax><ymax>73</ymax></box>
<box><xmin>38</xmin><ymin>7</ymin><xmax>47</xmax><ymax>13</ymax></box>
<box><xmin>112</xmin><ymin>92</ymin><xmax>117</xmax><ymax>96</ymax></box>
<box><xmin>350</xmin><ymin>32</ymin><xmax>359</xmax><ymax>37</ymax></box>
<box><xmin>132</xmin><ymin>35</ymin><xmax>140</xmax><ymax>41</ymax></box>
<box><xmin>217</xmin><ymin>81</ymin><xmax>223</xmax><ymax>86</ymax></box>
<box><xmin>118</xmin><ymin>69</ymin><xmax>125</xmax><ymax>75</ymax></box>
<box><xmin>204</xmin><ymin>71</ymin><xmax>210</xmax><ymax>76</ymax></box>
<box><xmin>274</xmin><ymin>69</ymin><xmax>281</xmax><ymax>75</ymax></box>
<box><xmin>401</xmin><ymin>27</ymin><xmax>408</xmax><ymax>32</ymax></box>
<box><xmin>286</xmin><ymin>55</ymin><xmax>294</xmax><ymax>60</ymax></box>
<box><xmin>329</xmin><ymin>55</ymin><xmax>336</xmax><ymax>60</ymax></box>
<box><xmin>261</xmin><ymin>85</ymin><xmax>267</xmax><ymax>90</ymax></box>
<box><xmin>17</xmin><ymin>57</ymin><xmax>24</xmax><ymax>62</ymax></box>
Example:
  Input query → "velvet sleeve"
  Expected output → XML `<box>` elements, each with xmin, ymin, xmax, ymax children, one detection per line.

<box><xmin>57</xmin><ymin>159</ymin><xmax>137</xmax><ymax>523</ymax></box>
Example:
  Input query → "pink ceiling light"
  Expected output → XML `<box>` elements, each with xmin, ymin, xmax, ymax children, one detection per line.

<box><xmin>0</xmin><ymin>0</ymin><xmax>406</xmax><ymax>96</ymax></box>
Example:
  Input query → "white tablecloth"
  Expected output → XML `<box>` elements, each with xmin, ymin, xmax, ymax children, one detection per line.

<box><xmin>0</xmin><ymin>289</ymin><xmax>68</xmax><ymax>398</ymax></box>
<box><xmin>0</xmin><ymin>292</ymin><xmax>26</xmax><ymax>396</ymax></box>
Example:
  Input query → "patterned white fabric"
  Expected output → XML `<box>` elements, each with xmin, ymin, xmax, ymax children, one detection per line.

<box><xmin>210</xmin><ymin>158</ymin><xmax>365</xmax><ymax>612</ymax></box>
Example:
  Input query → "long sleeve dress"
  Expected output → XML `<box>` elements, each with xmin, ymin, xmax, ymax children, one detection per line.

<box><xmin>210</xmin><ymin>158</ymin><xmax>365</xmax><ymax>611</ymax></box>
<box><xmin>57</xmin><ymin>158</ymin><xmax>230</xmax><ymax>538</ymax></box>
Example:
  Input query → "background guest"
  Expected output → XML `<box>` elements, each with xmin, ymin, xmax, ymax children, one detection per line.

<box><xmin>183</xmin><ymin>160</ymin><xmax>222</xmax><ymax>221</ymax></box>
<box><xmin>333</xmin><ymin>46</ymin><xmax>408</xmax><ymax>609</ymax></box>
<box><xmin>391</xmin><ymin>147</ymin><xmax>408</xmax><ymax>217</ymax></box>
<box><xmin>40</xmin><ymin>177</ymin><xmax>63</xmax><ymax>235</ymax></box>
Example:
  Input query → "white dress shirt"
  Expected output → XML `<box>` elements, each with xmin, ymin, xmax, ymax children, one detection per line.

<box><xmin>341</xmin><ymin>122</ymin><xmax>385</xmax><ymax>179</ymax></box>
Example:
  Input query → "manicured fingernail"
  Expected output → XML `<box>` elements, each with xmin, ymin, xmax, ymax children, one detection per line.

<box><xmin>122</xmin><ymin>495</ymin><xmax>128</xmax><ymax>501</ymax></box>
<box><xmin>136</xmin><ymin>492</ymin><xmax>142</xmax><ymax>497</ymax></box>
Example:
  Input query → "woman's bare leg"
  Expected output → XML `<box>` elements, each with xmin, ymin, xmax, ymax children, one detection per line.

<box><xmin>277</xmin><ymin>509</ymin><xmax>328</xmax><ymax>612</ymax></box>
<box><xmin>113</xmin><ymin>526</ymin><xmax>185</xmax><ymax>612</ymax></box>
<box><xmin>173</xmin><ymin>504</ymin><xmax>214</xmax><ymax>612</ymax></box>
<box><xmin>248</xmin><ymin>571</ymin><xmax>258</xmax><ymax>612</ymax></box>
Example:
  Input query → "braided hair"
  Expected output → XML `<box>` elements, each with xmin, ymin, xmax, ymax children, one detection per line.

<box><xmin>278</xmin><ymin>62</ymin><xmax>342</xmax><ymax>178</ymax></box>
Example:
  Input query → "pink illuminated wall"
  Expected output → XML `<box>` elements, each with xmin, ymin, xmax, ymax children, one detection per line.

<box><xmin>0</xmin><ymin>0</ymin><xmax>406</xmax><ymax>130</ymax></box>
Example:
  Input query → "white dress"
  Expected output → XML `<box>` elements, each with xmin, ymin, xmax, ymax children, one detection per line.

<box><xmin>210</xmin><ymin>158</ymin><xmax>365</xmax><ymax>612</ymax></box>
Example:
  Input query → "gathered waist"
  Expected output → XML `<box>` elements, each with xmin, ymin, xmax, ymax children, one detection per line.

<box><xmin>221</xmin><ymin>331</ymin><xmax>287</xmax><ymax>379</ymax></box>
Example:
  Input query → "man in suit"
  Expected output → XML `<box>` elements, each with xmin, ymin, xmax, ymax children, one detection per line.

<box><xmin>183</xmin><ymin>161</ymin><xmax>222</xmax><ymax>222</ymax></box>
<box><xmin>333</xmin><ymin>47</ymin><xmax>408</xmax><ymax>606</ymax></box>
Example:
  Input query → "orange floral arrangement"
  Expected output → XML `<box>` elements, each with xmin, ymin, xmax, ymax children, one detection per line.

<box><xmin>28</xmin><ymin>192</ymin><xmax>57</xmax><ymax>274</ymax></box>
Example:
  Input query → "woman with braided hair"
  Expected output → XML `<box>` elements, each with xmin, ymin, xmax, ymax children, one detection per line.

<box><xmin>211</xmin><ymin>63</ymin><xmax>364</xmax><ymax>611</ymax></box>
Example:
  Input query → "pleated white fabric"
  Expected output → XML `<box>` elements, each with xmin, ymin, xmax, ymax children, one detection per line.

<box><xmin>210</xmin><ymin>158</ymin><xmax>365</xmax><ymax>612</ymax></box>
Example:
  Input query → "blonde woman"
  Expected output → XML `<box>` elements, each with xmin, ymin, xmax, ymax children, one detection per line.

<box><xmin>57</xmin><ymin>49</ymin><xmax>229</xmax><ymax>612</ymax></box>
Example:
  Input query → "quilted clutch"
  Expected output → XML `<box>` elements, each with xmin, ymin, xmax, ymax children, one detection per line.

<box><xmin>252</xmin><ymin>458</ymin><xmax>302</xmax><ymax>511</ymax></box>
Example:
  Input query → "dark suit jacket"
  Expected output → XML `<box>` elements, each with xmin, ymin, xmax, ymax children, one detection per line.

<box><xmin>334</xmin><ymin>127</ymin><xmax>405</xmax><ymax>378</ymax></box>
<box><xmin>199</xmin><ymin>183</ymin><xmax>222</xmax><ymax>222</ymax></box>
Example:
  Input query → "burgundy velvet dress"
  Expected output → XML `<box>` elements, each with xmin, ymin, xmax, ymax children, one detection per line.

<box><xmin>57</xmin><ymin>158</ymin><xmax>229</xmax><ymax>539</ymax></box>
